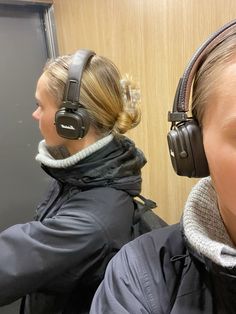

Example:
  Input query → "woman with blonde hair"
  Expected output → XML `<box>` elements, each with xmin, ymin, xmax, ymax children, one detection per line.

<box><xmin>90</xmin><ymin>21</ymin><xmax>236</xmax><ymax>314</ymax></box>
<box><xmin>0</xmin><ymin>49</ymin><xmax>146</xmax><ymax>314</ymax></box>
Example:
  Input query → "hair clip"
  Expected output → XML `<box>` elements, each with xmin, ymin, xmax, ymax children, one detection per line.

<box><xmin>120</xmin><ymin>76</ymin><xmax>141</xmax><ymax>112</ymax></box>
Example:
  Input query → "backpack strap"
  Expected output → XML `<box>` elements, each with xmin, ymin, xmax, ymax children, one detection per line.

<box><xmin>132</xmin><ymin>195</ymin><xmax>167</xmax><ymax>238</ymax></box>
<box><xmin>133</xmin><ymin>195</ymin><xmax>157</xmax><ymax>223</ymax></box>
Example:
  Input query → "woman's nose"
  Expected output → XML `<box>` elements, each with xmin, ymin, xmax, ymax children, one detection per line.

<box><xmin>32</xmin><ymin>107</ymin><xmax>40</xmax><ymax>120</ymax></box>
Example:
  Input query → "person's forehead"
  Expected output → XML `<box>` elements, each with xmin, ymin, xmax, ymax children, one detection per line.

<box><xmin>35</xmin><ymin>73</ymin><xmax>47</xmax><ymax>97</ymax></box>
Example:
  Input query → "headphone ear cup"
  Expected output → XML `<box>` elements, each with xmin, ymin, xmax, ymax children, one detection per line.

<box><xmin>55</xmin><ymin>107</ymin><xmax>90</xmax><ymax>140</ymax></box>
<box><xmin>167</xmin><ymin>120</ymin><xmax>209</xmax><ymax>178</ymax></box>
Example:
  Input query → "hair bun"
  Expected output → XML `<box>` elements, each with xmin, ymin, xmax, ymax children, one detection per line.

<box><xmin>113</xmin><ymin>75</ymin><xmax>141</xmax><ymax>134</ymax></box>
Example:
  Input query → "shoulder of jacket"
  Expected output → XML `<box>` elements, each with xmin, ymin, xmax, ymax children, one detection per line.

<box><xmin>65</xmin><ymin>186</ymin><xmax>132</xmax><ymax>210</ymax></box>
<box><xmin>130</xmin><ymin>223</ymin><xmax>184</xmax><ymax>253</ymax></box>
<box><xmin>117</xmin><ymin>223</ymin><xmax>187</xmax><ymax>285</ymax></box>
<box><xmin>68</xmin><ymin>186</ymin><xmax>129</xmax><ymax>198</ymax></box>
<box><xmin>115</xmin><ymin>224</ymin><xmax>184</xmax><ymax>264</ymax></box>
<box><xmin>56</xmin><ymin>186</ymin><xmax>133</xmax><ymax>236</ymax></box>
<box><xmin>105</xmin><ymin>224</ymin><xmax>187</xmax><ymax>313</ymax></box>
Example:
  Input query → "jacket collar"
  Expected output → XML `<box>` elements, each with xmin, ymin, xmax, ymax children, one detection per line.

<box><xmin>38</xmin><ymin>135</ymin><xmax>146</xmax><ymax>196</ymax></box>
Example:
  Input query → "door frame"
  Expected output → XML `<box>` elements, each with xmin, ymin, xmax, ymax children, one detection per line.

<box><xmin>0</xmin><ymin>0</ymin><xmax>58</xmax><ymax>58</ymax></box>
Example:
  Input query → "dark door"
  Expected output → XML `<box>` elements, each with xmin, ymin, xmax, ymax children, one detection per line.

<box><xmin>0</xmin><ymin>3</ymin><xmax>54</xmax><ymax>313</ymax></box>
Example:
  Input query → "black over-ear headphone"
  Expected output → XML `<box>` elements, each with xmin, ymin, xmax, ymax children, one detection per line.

<box><xmin>167</xmin><ymin>20</ymin><xmax>236</xmax><ymax>178</ymax></box>
<box><xmin>55</xmin><ymin>49</ymin><xmax>96</xmax><ymax>140</ymax></box>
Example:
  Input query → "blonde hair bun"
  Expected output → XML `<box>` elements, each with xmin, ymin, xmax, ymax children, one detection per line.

<box><xmin>114</xmin><ymin>75</ymin><xmax>141</xmax><ymax>133</ymax></box>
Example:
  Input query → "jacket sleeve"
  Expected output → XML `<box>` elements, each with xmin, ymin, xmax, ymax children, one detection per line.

<box><xmin>0</xmin><ymin>206</ymin><xmax>108</xmax><ymax>306</ymax></box>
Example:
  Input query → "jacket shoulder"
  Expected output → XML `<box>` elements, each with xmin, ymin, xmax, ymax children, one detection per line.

<box><xmin>61</xmin><ymin>186</ymin><xmax>134</xmax><ymax>232</ymax></box>
<box><xmin>91</xmin><ymin>224</ymin><xmax>187</xmax><ymax>314</ymax></box>
<box><xmin>132</xmin><ymin>223</ymin><xmax>185</xmax><ymax>255</ymax></box>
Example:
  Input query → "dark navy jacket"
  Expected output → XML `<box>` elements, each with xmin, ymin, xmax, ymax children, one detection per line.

<box><xmin>0</xmin><ymin>135</ymin><xmax>146</xmax><ymax>314</ymax></box>
<box><xmin>90</xmin><ymin>224</ymin><xmax>236</xmax><ymax>314</ymax></box>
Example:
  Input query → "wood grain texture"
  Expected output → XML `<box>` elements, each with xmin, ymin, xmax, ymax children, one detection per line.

<box><xmin>52</xmin><ymin>0</ymin><xmax>236</xmax><ymax>223</ymax></box>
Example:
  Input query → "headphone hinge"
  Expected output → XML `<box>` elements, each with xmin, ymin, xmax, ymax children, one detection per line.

<box><xmin>62</xmin><ymin>100</ymin><xmax>78</xmax><ymax>111</ymax></box>
<box><xmin>168</xmin><ymin>111</ymin><xmax>188</xmax><ymax>122</ymax></box>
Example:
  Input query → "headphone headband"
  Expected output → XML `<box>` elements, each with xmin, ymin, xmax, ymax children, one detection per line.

<box><xmin>169</xmin><ymin>19</ymin><xmax>236</xmax><ymax>123</ymax></box>
<box><xmin>63</xmin><ymin>49</ymin><xmax>96</xmax><ymax>106</ymax></box>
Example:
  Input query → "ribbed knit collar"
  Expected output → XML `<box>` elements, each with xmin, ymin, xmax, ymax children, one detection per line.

<box><xmin>183</xmin><ymin>176</ymin><xmax>236</xmax><ymax>267</ymax></box>
<box><xmin>35</xmin><ymin>134</ymin><xmax>114</xmax><ymax>168</ymax></box>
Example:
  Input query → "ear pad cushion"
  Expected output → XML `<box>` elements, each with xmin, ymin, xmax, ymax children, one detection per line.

<box><xmin>167</xmin><ymin>120</ymin><xmax>209</xmax><ymax>177</ymax></box>
<box><xmin>55</xmin><ymin>108</ymin><xmax>90</xmax><ymax>140</ymax></box>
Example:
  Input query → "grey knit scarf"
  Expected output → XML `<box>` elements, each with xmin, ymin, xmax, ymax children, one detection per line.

<box><xmin>183</xmin><ymin>176</ymin><xmax>236</xmax><ymax>267</ymax></box>
<box><xmin>35</xmin><ymin>134</ymin><xmax>114</xmax><ymax>169</ymax></box>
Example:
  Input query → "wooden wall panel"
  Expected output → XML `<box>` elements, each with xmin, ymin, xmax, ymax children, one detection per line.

<box><xmin>52</xmin><ymin>0</ymin><xmax>236</xmax><ymax>223</ymax></box>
